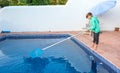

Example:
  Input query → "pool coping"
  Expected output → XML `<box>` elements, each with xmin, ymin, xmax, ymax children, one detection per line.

<box><xmin>0</xmin><ymin>33</ymin><xmax>120</xmax><ymax>73</ymax></box>
<box><xmin>0</xmin><ymin>34</ymin><xmax>70</xmax><ymax>41</ymax></box>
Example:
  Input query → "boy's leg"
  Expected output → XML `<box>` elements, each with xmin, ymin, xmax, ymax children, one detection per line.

<box><xmin>94</xmin><ymin>44</ymin><xmax>98</xmax><ymax>50</ymax></box>
<box><xmin>91</xmin><ymin>32</ymin><xmax>95</xmax><ymax>48</ymax></box>
<box><xmin>94</xmin><ymin>33</ymin><xmax>100</xmax><ymax>50</ymax></box>
<box><xmin>91</xmin><ymin>43</ymin><xmax>95</xmax><ymax>48</ymax></box>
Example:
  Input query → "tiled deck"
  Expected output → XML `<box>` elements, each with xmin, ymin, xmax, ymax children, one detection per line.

<box><xmin>0</xmin><ymin>31</ymin><xmax>120</xmax><ymax>69</ymax></box>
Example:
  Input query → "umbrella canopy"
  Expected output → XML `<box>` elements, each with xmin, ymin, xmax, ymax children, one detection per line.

<box><xmin>90</xmin><ymin>0</ymin><xmax>117</xmax><ymax>16</ymax></box>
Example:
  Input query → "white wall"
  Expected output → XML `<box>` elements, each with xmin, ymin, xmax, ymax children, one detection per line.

<box><xmin>98</xmin><ymin>0</ymin><xmax>120</xmax><ymax>31</ymax></box>
<box><xmin>0</xmin><ymin>0</ymin><xmax>119</xmax><ymax>32</ymax></box>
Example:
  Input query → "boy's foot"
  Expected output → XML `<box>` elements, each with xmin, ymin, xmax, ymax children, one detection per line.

<box><xmin>91</xmin><ymin>44</ymin><xmax>94</xmax><ymax>49</ymax></box>
<box><xmin>94</xmin><ymin>45</ymin><xmax>98</xmax><ymax>50</ymax></box>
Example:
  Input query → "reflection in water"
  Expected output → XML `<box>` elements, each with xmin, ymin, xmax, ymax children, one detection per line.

<box><xmin>24</xmin><ymin>57</ymin><xmax>81</xmax><ymax>73</ymax></box>
<box><xmin>24</xmin><ymin>57</ymin><xmax>49</xmax><ymax>73</ymax></box>
<box><xmin>0</xmin><ymin>50</ymin><xmax>6</xmax><ymax>57</ymax></box>
<box><xmin>90</xmin><ymin>60</ymin><xmax>97</xmax><ymax>73</ymax></box>
<box><xmin>24</xmin><ymin>57</ymin><xmax>98</xmax><ymax>73</ymax></box>
<box><xmin>0</xmin><ymin>56</ymin><xmax>98</xmax><ymax>73</ymax></box>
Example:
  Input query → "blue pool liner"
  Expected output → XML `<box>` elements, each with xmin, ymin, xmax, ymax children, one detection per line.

<box><xmin>0</xmin><ymin>34</ymin><xmax>120</xmax><ymax>73</ymax></box>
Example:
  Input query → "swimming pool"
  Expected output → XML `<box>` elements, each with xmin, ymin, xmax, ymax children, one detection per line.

<box><xmin>0</xmin><ymin>34</ymin><xmax>119</xmax><ymax>73</ymax></box>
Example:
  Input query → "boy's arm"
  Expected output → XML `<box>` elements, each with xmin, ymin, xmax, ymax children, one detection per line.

<box><xmin>88</xmin><ymin>20</ymin><xmax>96</xmax><ymax>30</ymax></box>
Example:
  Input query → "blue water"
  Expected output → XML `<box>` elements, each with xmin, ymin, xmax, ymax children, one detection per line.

<box><xmin>0</xmin><ymin>39</ymin><xmax>109</xmax><ymax>73</ymax></box>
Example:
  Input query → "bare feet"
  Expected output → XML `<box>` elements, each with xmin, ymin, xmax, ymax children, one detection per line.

<box><xmin>90</xmin><ymin>43</ymin><xmax>99</xmax><ymax>51</ymax></box>
<box><xmin>91</xmin><ymin>43</ymin><xmax>95</xmax><ymax>49</ymax></box>
<box><xmin>91</xmin><ymin>45</ymin><xmax>94</xmax><ymax>48</ymax></box>
<box><xmin>94</xmin><ymin>45</ymin><xmax>98</xmax><ymax>50</ymax></box>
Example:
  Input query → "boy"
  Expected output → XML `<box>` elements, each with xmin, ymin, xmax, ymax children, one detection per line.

<box><xmin>86</xmin><ymin>12</ymin><xmax>100</xmax><ymax>50</ymax></box>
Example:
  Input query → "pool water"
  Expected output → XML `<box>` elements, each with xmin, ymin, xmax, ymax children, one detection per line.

<box><xmin>0</xmin><ymin>38</ymin><xmax>109</xmax><ymax>73</ymax></box>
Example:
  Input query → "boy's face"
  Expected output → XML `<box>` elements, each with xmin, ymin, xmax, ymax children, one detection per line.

<box><xmin>87</xmin><ymin>15</ymin><xmax>92</xmax><ymax>19</ymax></box>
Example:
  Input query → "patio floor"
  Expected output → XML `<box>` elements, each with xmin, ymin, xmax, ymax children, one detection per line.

<box><xmin>0</xmin><ymin>31</ymin><xmax>120</xmax><ymax>69</ymax></box>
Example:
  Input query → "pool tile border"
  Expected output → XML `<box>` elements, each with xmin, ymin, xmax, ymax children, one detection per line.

<box><xmin>0</xmin><ymin>34</ymin><xmax>70</xmax><ymax>40</ymax></box>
